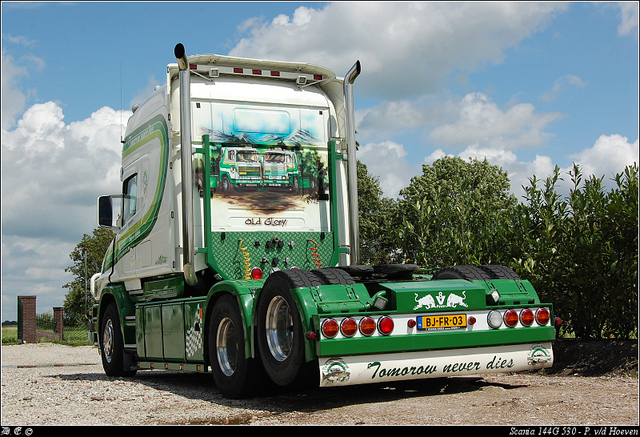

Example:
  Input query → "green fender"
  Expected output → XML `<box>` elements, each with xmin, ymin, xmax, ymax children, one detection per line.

<box><xmin>98</xmin><ymin>283</ymin><xmax>136</xmax><ymax>348</ymax></box>
<box><xmin>205</xmin><ymin>280</ymin><xmax>265</xmax><ymax>360</ymax></box>
<box><xmin>252</xmin><ymin>284</ymin><xmax>322</xmax><ymax>363</ymax></box>
<box><xmin>288</xmin><ymin>287</ymin><xmax>321</xmax><ymax>362</ymax></box>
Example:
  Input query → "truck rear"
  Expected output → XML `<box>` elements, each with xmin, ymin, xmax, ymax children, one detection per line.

<box><xmin>90</xmin><ymin>44</ymin><xmax>558</xmax><ymax>398</ymax></box>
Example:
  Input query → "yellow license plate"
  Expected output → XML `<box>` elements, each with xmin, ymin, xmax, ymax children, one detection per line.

<box><xmin>417</xmin><ymin>314</ymin><xmax>467</xmax><ymax>331</ymax></box>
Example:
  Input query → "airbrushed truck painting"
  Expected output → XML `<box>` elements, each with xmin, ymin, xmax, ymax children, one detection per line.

<box><xmin>89</xmin><ymin>43</ymin><xmax>559</xmax><ymax>398</ymax></box>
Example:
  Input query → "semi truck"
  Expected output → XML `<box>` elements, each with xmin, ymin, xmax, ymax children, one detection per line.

<box><xmin>90</xmin><ymin>43</ymin><xmax>558</xmax><ymax>399</ymax></box>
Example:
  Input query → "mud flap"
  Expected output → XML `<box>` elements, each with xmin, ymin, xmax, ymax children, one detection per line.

<box><xmin>123</xmin><ymin>352</ymin><xmax>138</xmax><ymax>373</ymax></box>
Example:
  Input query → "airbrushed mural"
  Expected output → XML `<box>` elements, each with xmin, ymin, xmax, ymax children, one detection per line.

<box><xmin>193</xmin><ymin>102</ymin><xmax>332</xmax><ymax>232</ymax></box>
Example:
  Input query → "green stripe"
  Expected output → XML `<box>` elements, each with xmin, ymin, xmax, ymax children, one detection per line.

<box><xmin>102</xmin><ymin>115</ymin><xmax>169</xmax><ymax>271</ymax></box>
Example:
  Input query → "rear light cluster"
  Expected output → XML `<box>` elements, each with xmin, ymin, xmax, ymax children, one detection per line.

<box><xmin>321</xmin><ymin>316</ymin><xmax>394</xmax><ymax>339</ymax></box>
<box><xmin>487</xmin><ymin>308</ymin><xmax>551</xmax><ymax>329</ymax></box>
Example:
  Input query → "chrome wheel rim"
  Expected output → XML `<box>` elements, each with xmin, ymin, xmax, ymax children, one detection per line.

<box><xmin>265</xmin><ymin>296</ymin><xmax>293</xmax><ymax>362</ymax></box>
<box><xmin>216</xmin><ymin>317</ymin><xmax>238</xmax><ymax>376</ymax></box>
<box><xmin>102</xmin><ymin>319</ymin><xmax>114</xmax><ymax>364</ymax></box>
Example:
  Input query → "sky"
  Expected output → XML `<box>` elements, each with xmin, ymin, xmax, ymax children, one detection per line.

<box><xmin>1</xmin><ymin>2</ymin><xmax>638</xmax><ymax>322</ymax></box>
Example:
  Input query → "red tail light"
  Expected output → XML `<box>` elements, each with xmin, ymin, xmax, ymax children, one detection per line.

<box><xmin>520</xmin><ymin>309</ymin><xmax>534</xmax><ymax>326</ymax></box>
<box><xmin>321</xmin><ymin>319</ymin><xmax>339</xmax><ymax>338</ymax></box>
<box><xmin>359</xmin><ymin>317</ymin><xmax>376</xmax><ymax>336</ymax></box>
<box><xmin>536</xmin><ymin>308</ymin><xmax>550</xmax><ymax>325</ymax></box>
<box><xmin>340</xmin><ymin>318</ymin><xmax>357</xmax><ymax>337</ymax></box>
<box><xmin>250</xmin><ymin>267</ymin><xmax>263</xmax><ymax>280</ymax></box>
<box><xmin>378</xmin><ymin>316</ymin><xmax>394</xmax><ymax>335</ymax></box>
<box><xmin>504</xmin><ymin>310</ymin><xmax>519</xmax><ymax>327</ymax></box>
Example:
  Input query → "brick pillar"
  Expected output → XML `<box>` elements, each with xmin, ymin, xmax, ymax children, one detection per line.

<box><xmin>19</xmin><ymin>296</ymin><xmax>37</xmax><ymax>344</ymax></box>
<box><xmin>54</xmin><ymin>307</ymin><xmax>64</xmax><ymax>341</ymax></box>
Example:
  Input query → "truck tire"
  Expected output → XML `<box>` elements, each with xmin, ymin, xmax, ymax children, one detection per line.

<box><xmin>432</xmin><ymin>265</ymin><xmax>493</xmax><ymax>281</ymax></box>
<box><xmin>208</xmin><ymin>294</ymin><xmax>266</xmax><ymax>398</ymax></box>
<box><xmin>478</xmin><ymin>265</ymin><xmax>521</xmax><ymax>280</ymax></box>
<box><xmin>310</xmin><ymin>268</ymin><xmax>355</xmax><ymax>285</ymax></box>
<box><xmin>256</xmin><ymin>270</ymin><xmax>319</xmax><ymax>387</ymax></box>
<box><xmin>100</xmin><ymin>302</ymin><xmax>137</xmax><ymax>377</ymax></box>
<box><xmin>221</xmin><ymin>175</ymin><xmax>232</xmax><ymax>194</ymax></box>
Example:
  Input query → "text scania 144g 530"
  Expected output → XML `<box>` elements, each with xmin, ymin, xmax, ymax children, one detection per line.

<box><xmin>90</xmin><ymin>43</ymin><xmax>559</xmax><ymax>398</ymax></box>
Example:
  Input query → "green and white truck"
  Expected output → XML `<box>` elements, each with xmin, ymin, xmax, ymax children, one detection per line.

<box><xmin>90</xmin><ymin>43</ymin><xmax>558</xmax><ymax>398</ymax></box>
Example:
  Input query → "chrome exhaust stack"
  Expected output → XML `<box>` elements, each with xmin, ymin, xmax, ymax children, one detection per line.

<box><xmin>344</xmin><ymin>60</ymin><xmax>361</xmax><ymax>265</ymax></box>
<box><xmin>175</xmin><ymin>43</ymin><xmax>198</xmax><ymax>286</ymax></box>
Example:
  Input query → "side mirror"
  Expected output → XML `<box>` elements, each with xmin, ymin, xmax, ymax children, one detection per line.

<box><xmin>97</xmin><ymin>195</ymin><xmax>122</xmax><ymax>229</ymax></box>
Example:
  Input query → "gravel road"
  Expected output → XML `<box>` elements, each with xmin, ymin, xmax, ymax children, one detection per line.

<box><xmin>1</xmin><ymin>343</ymin><xmax>638</xmax><ymax>426</ymax></box>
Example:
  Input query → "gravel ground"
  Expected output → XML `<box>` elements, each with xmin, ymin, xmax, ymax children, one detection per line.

<box><xmin>1</xmin><ymin>342</ymin><xmax>638</xmax><ymax>426</ymax></box>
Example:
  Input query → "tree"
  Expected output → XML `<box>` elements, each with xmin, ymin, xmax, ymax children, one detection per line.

<box><xmin>357</xmin><ymin>161</ymin><xmax>401</xmax><ymax>264</ymax></box>
<box><xmin>63</xmin><ymin>227</ymin><xmax>115</xmax><ymax>320</ymax></box>
<box><xmin>396</xmin><ymin>156</ymin><xmax>517</xmax><ymax>271</ymax></box>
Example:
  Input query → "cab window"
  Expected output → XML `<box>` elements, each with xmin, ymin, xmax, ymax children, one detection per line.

<box><xmin>122</xmin><ymin>174</ymin><xmax>138</xmax><ymax>224</ymax></box>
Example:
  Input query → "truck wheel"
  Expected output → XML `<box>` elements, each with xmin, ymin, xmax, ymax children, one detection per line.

<box><xmin>478</xmin><ymin>265</ymin><xmax>521</xmax><ymax>280</ymax></box>
<box><xmin>289</xmin><ymin>177</ymin><xmax>299</xmax><ymax>193</ymax></box>
<box><xmin>221</xmin><ymin>175</ymin><xmax>232</xmax><ymax>194</ymax></box>
<box><xmin>208</xmin><ymin>294</ymin><xmax>265</xmax><ymax>398</ymax></box>
<box><xmin>432</xmin><ymin>265</ymin><xmax>493</xmax><ymax>281</ymax></box>
<box><xmin>100</xmin><ymin>302</ymin><xmax>137</xmax><ymax>377</ymax></box>
<box><xmin>256</xmin><ymin>270</ymin><xmax>319</xmax><ymax>387</ymax></box>
<box><xmin>310</xmin><ymin>268</ymin><xmax>355</xmax><ymax>285</ymax></box>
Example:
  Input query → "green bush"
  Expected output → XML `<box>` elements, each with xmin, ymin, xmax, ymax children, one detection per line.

<box><xmin>385</xmin><ymin>158</ymin><xmax>637</xmax><ymax>340</ymax></box>
<box><xmin>513</xmin><ymin>164</ymin><xmax>638</xmax><ymax>339</ymax></box>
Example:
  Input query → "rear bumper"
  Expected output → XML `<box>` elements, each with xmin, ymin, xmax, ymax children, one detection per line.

<box><xmin>319</xmin><ymin>342</ymin><xmax>553</xmax><ymax>387</ymax></box>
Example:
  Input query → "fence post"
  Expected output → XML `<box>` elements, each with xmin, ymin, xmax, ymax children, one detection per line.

<box><xmin>54</xmin><ymin>307</ymin><xmax>64</xmax><ymax>341</ymax></box>
<box><xmin>18</xmin><ymin>296</ymin><xmax>37</xmax><ymax>344</ymax></box>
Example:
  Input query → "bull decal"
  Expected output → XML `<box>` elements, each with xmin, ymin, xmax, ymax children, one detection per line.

<box><xmin>414</xmin><ymin>291</ymin><xmax>467</xmax><ymax>310</ymax></box>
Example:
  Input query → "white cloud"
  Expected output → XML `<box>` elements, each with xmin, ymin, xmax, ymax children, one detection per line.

<box><xmin>2</xmin><ymin>101</ymin><xmax>129</xmax><ymax>240</ymax></box>
<box><xmin>230</xmin><ymin>2</ymin><xmax>568</xmax><ymax>99</ymax></box>
<box><xmin>3</xmin><ymin>34</ymin><xmax>37</xmax><ymax>46</ymax></box>
<box><xmin>617</xmin><ymin>2</ymin><xmax>639</xmax><ymax>37</ymax></box>
<box><xmin>567</xmin><ymin>134</ymin><xmax>639</xmax><ymax>183</ymax></box>
<box><xmin>540</xmin><ymin>74</ymin><xmax>588</xmax><ymax>102</ymax></box>
<box><xmin>428</xmin><ymin>92</ymin><xmax>564</xmax><ymax>150</ymax></box>
<box><xmin>358</xmin><ymin>140</ymin><xmax>419</xmax><ymax>198</ymax></box>
<box><xmin>1</xmin><ymin>38</ymin><xmax>46</xmax><ymax>130</ymax></box>
<box><xmin>1</xmin><ymin>50</ymin><xmax>29</xmax><ymax>130</ymax></box>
